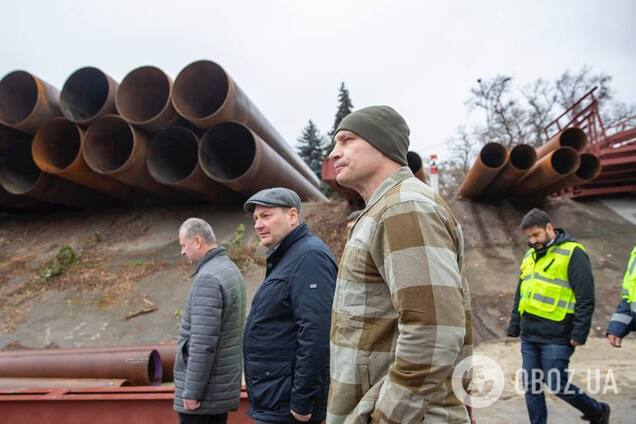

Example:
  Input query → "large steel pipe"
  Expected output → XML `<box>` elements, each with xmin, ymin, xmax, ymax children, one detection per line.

<box><xmin>0</xmin><ymin>70</ymin><xmax>60</xmax><ymax>133</ymax></box>
<box><xmin>147</xmin><ymin>126</ymin><xmax>241</xmax><ymax>203</ymax></box>
<box><xmin>513</xmin><ymin>147</ymin><xmax>580</xmax><ymax>195</ymax></box>
<box><xmin>173</xmin><ymin>60</ymin><xmax>320</xmax><ymax>188</ymax></box>
<box><xmin>83</xmin><ymin>115</ymin><xmax>178</xmax><ymax>195</ymax></box>
<box><xmin>199</xmin><ymin>122</ymin><xmax>326</xmax><ymax>201</ymax></box>
<box><xmin>0</xmin><ymin>378</ymin><xmax>132</xmax><ymax>389</ymax></box>
<box><xmin>482</xmin><ymin>144</ymin><xmax>537</xmax><ymax>198</ymax></box>
<box><xmin>0</xmin><ymin>349</ymin><xmax>162</xmax><ymax>386</ymax></box>
<box><xmin>537</xmin><ymin>153</ymin><xmax>602</xmax><ymax>196</ymax></box>
<box><xmin>0</xmin><ymin>345</ymin><xmax>176</xmax><ymax>382</ymax></box>
<box><xmin>60</xmin><ymin>67</ymin><xmax>118</xmax><ymax>125</ymax></box>
<box><xmin>32</xmin><ymin>118</ymin><xmax>137</xmax><ymax>200</ymax></box>
<box><xmin>115</xmin><ymin>66</ymin><xmax>179</xmax><ymax>132</ymax></box>
<box><xmin>456</xmin><ymin>143</ymin><xmax>508</xmax><ymax>200</ymax></box>
<box><xmin>407</xmin><ymin>151</ymin><xmax>427</xmax><ymax>183</ymax></box>
<box><xmin>0</xmin><ymin>129</ymin><xmax>110</xmax><ymax>209</ymax></box>
<box><xmin>536</xmin><ymin>128</ymin><xmax>587</xmax><ymax>160</ymax></box>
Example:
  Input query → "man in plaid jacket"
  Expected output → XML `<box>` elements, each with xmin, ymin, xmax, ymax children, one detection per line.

<box><xmin>326</xmin><ymin>106</ymin><xmax>473</xmax><ymax>424</ymax></box>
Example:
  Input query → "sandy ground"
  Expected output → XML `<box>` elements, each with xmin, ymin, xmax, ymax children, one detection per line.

<box><xmin>472</xmin><ymin>338</ymin><xmax>636</xmax><ymax>423</ymax></box>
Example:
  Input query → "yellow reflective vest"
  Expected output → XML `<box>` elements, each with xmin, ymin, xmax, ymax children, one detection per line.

<box><xmin>621</xmin><ymin>246</ymin><xmax>636</xmax><ymax>312</ymax></box>
<box><xmin>518</xmin><ymin>241</ymin><xmax>585</xmax><ymax>321</ymax></box>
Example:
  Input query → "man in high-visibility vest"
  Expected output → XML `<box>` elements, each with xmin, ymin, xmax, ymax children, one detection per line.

<box><xmin>507</xmin><ymin>208</ymin><xmax>610</xmax><ymax>424</ymax></box>
<box><xmin>607</xmin><ymin>246</ymin><xmax>636</xmax><ymax>347</ymax></box>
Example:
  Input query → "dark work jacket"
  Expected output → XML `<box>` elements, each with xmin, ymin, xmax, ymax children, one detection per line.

<box><xmin>507</xmin><ymin>229</ymin><xmax>595</xmax><ymax>345</ymax></box>
<box><xmin>243</xmin><ymin>223</ymin><xmax>337</xmax><ymax>423</ymax></box>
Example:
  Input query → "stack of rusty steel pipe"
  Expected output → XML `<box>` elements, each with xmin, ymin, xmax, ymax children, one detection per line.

<box><xmin>457</xmin><ymin>128</ymin><xmax>602</xmax><ymax>201</ymax></box>
<box><xmin>0</xmin><ymin>61</ymin><xmax>326</xmax><ymax>212</ymax></box>
<box><xmin>0</xmin><ymin>344</ymin><xmax>176</xmax><ymax>390</ymax></box>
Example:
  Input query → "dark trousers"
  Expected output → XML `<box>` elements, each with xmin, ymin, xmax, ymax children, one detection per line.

<box><xmin>178</xmin><ymin>412</ymin><xmax>228</xmax><ymax>424</ymax></box>
<box><xmin>521</xmin><ymin>339</ymin><xmax>602</xmax><ymax>424</ymax></box>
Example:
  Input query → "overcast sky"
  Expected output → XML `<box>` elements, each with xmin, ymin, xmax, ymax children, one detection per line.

<box><xmin>2</xmin><ymin>0</ymin><xmax>634</xmax><ymax>160</ymax></box>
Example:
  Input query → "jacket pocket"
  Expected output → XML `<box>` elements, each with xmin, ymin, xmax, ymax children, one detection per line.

<box><xmin>246</xmin><ymin>360</ymin><xmax>293</xmax><ymax>411</ymax></box>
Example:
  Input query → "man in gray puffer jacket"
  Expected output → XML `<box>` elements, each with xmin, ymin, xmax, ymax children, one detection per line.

<box><xmin>174</xmin><ymin>218</ymin><xmax>246</xmax><ymax>424</ymax></box>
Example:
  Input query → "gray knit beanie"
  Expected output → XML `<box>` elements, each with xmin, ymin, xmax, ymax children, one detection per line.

<box><xmin>334</xmin><ymin>105</ymin><xmax>410</xmax><ymax>166</ymax></box>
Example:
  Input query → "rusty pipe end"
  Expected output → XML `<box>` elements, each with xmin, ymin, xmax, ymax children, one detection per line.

<box><xmin>61</xmin><ymin>67</ymin><xmax>117</xmax><ymax>125</ymax></box>
<box><xmin>83</xmin><ymin>115</ymin><xmax>136</xmax><ymax>175</ymax></box>
<box><xmin>0</xmin><ymin>71</ymin><xmax>39</xmax><ymax>128</ymax></box>
<box><xmin>148</xmin><ymin>349</ymin><xmax>163</xmax><ymax>385</ymax></box>
<box><xmin>32</xmin><ymin>118</ymin><xmax>83</xmax><ymax>174</ymax></box>
<box><xmin>147</xmin><ymin>126</ymin><xmax>200</xmax><ymax>185</ymax></box>
<box><xmin>199</xmin><ymin>122</ymin><xmax>255</xmax><ymax>182</ymax></box>
<box><xmin>115</xmin><ymin>66</ymin><xmax>173</xmax><ymax>127</ymax></box>
<box><xmin>576</xmin><ymin>153</ymin><xmax>602</xmax><ymax>180</ymax></box>
<box><xmin>0</xmin><ymin>134</ymin><xmax>43</xmax><ymax>195</ymax></box>
<box><xmin>550</xmin><ymin>146</ymin><xmax>580</xmax><ymax>175</ymax></box>
<box><xmin>172</xmin><ymin>60</ymin><xmax>229</xmax><ymax>125</ymax></box>
<box><xmin>560</xmin><ymin>127</ymin><xmax>588</xmax><ymax>152</ymax></box>
<box><xmin>509</xmin><ymin>144</ymin><xmax>537</xmax><ymax>170</ymax></box>
<box><xmin>480</xmin><ymin>142</ymin><xmax>508</xmax><ymax>169</ymax></box>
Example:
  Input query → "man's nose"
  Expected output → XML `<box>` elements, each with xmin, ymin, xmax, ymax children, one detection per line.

<box><xmin>328</xmin><ymin>144</ymin><xmax>341</xmax><ymax>160</ymax></box>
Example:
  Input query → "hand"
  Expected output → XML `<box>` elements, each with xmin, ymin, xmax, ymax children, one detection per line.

<box><xmin>607</xmin><ymin>334</ymin><xmax>622</xmax><ymax>348</ymax></box>
<box><xmin>291</xmin><ymin>409</ymin><xmax>312</xmax><ymax>422</ymax></box>
<box><xmin>183</xmin><ymin>398</ymin><xmax>200</xmax><ymax>410</ymax></box>
<box><xmin>570</xmin><ymin>339</ymin><xmax>582</xmax><ymax>347</ymax></box>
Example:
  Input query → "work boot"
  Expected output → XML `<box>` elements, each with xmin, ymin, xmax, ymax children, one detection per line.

<box><xmin>581</xmin><ymin>402</ymin><xmax>610</xmax><ymax>424</ymax></box>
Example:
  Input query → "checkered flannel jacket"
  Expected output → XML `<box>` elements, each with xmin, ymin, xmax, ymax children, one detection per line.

<box><xmin>328</xmin><ymin>167</ymin><xmax>473</xmax><ymax>424</ymax></box>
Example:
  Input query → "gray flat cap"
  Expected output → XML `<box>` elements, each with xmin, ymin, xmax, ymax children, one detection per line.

<box><xmin>244</xmin><ymin>187</ymin><xmax>301</xmax><ymax>213</ymax></box>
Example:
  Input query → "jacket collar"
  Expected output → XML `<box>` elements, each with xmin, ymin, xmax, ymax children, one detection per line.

<box><xmin>266</xmin><ymin>223</ymin><xmax>309</xmax><ymax>275</ymax></box>
<box><xmin>192</xmin><ymin>246</ymin><xmax>226</xmax><ymax>276</ymax></box>
<box><xmin>533</xmin><ymin>228</ymin><xmax>573</xmax><ymax>259</ymax></box>
<box><xmin>364</xmin><ymin>166</ymin><xmax>413</xmax><ymax>211</ymax></box>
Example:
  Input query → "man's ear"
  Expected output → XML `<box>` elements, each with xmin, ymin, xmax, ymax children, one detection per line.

<box><xmin>193</xmin><ymin>235</ymin><xmax>203</xmax><ymax>249</ymax></box>
<box><xmin>546</xmin><ymin>222</ymin><xmax>554</xmax><ymax>233</ymax></box>
<box><xmin>289</xmin><ymin>207</ymin><xmax>299</xmax><ymax>224</ymax></box>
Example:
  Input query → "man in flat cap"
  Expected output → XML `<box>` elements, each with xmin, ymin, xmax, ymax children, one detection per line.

<box><xmin>242</xmin><ymin>187</ymin><xmax>338</xmax><ymax>424</ymax></box>
<box><xmin>327</xmin><ymin>106</ymin><xmax>473</xmax><ymax>423</ymax></box>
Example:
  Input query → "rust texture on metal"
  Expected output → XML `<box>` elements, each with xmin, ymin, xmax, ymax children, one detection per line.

<box><xmin>0</xmin><ymin>70</ymin><xmax>61</xmax><ymax>133</ymax></box>
<box><xmin>172</xmin><ymin>60</ymin><xmax>320</xmax><ymax>188</ymax></box>
<box><xmin>32</xmin><ymin>117</ymin><xmax>136</xmax><ymax>199</ymax></box>
<box><xmin>115</xmin><ymin>66</ymin><xmax>179</xmax><ymax>132</ymax></box>
<box><xmin>0</xmin><ymin>344</ymin><xmax>177</xmax><ymax>383</ymax></box>
<box><xmin>538</xmin><ymin>153</ymin><xmax>602</xmax><ymax>196</ymax></box>
<box><xmin>513</xmin><ymin>146</ymin><xmax>580</xmax><ymax>195</ymax></box>
<box><xmin>0</xmin><ymin>386</ymin><xmax>253</xmax><ymax>424</ymax></box>
<box><xmin>147</xmin><ymin>126</ymin><xmax>242</xmax><ymax>203</ymax></box>
<box><xmin>407</xmin><ymin>151</ymin><xmax>427</xmax><ymax>183</ymax></box>
<box><xmin>83</xmin><ymin>115</ymin><xmax>178</xmax><ymax>195</ymax></box>
<box><xmin>535</xmin><ymin>127</ymin><xmax>587</xmax><ymax>160</ymax></box>
<box><xmin>199</xmin><ymin>122</ymin><xmax>326</xmax><ymax>201</ymax></box>
<box><xmin>60</xmin><ymin>67</ymin><xmax>118</xmax><ymax>125</ymax></box>
<box><xmin>0</xmin><ymin>129</ymin><xmax>111</xmax><ymax>208</ymax></box>
<box><xmin>482</xmin><ymin>144</ymin><xmax>537</xmax><ymax>198</ymax></box>
<box><xmin>0</xmin><ymin>349</ymin><xmax>162</xmax><ymax>386</ymax></box>
<box><xmin>0</xmin><ymin>378</ymin><xmax>132</xmax><ymax>389</ymax></box>
<box><xmin>456</xmin><ymin>142</ymin><xmax>509</xmax><ymax>199</ymax></box>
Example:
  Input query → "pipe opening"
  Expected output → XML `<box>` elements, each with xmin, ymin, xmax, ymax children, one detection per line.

<box><xmin>480</xmin><ymin>143</ymin><xmax>507</xmax><ymax>168</ymax></box>
<box><xmin>84</xmin><ymin>117</ymin><xmax>134</xmax><ymax>173</ymax></box>
<box><xmin>0</xmin><ymin>71</ymin><xmax>38</xmax><ymax>125</ymax></box>
<box><xmin>173</xmin><ymin>61</ymin><xmax>228</xmax><ymax>120</ymax></box>
<box><xmin>116</xmin><ymin>67</ymin><xmax>170</xmax><ymax>123</ymax></box>
<box><xmin>407</xmin><ymin>151</ymin><xmax>422</xmax><ymax>174</ymax></box>
<box><xmin>0</xmin><ymin>139</ymin><xmax>40</xmax><ymax>194</ymax></box>
<box><xmin>559</xmin><ymin>128</ymin><xmax>587</xmax><ymax>152</ymax></box>
<box><xmin>148</xmin><ymin>350</ymin><xmax>163</xmax><ymax>384</ymax></box>
<box><xmin>61</xmin><ymin>67</ymin><xmax>110</xmax><ymax>123</ymax></box>
<box><xmin>33</xmin><ymin>119</ymin><xmax>81</xmax><ymax>171</ymax></box>
<box><xmin>200</xmin><ymin>123</ymin><xmax>255</xmax><ymax>181</ymax></box>
<box><xmin>550</xmin><ymin>147</ymin><xmax>579</xmax><ymax>175</ymax></box>
<box><xmin>509</xmin><ymin>144</ymin><xmax>536</xmax><ymax>170</ymax></box>
<box><xmin>148</xmin><ymin>127</ymin><xmax>199</xmax><ymax>184</ymax></box>
<box><xmin>576</xmin><ymin>153</ymin><xmax>601</xmax><ymax>180</ymax></box>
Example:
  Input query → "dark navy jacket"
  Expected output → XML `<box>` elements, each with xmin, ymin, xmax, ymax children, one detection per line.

<box><xmin>244</xmin><ymin>223</ymin><xmax>337</xmax><ymax>423</ymax></box>
<box><xmin>607</xmin><ymin>298</ymin><xmax>636</xmax><ymax>338</ymax></box>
